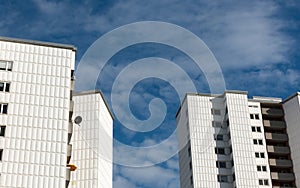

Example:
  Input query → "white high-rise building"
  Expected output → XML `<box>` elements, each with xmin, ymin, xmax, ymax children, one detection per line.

<box><xmin>177</xmin><ymin>90</ymin><xmax>300</xmax><ymax>188</ymax></box>
<box><xmin>70</xmin><ymin>90</ymin><xmax>113</xmax><ymax>188</ymax></box>
<box><xmin>0</xmin><ymin>37</ymin><xmax>76</xmax><ymax>187</ymax></box>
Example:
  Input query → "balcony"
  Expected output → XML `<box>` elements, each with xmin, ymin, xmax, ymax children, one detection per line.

<box><xmin>265</xmin><ymin>133</ymin><xmax>288</xmax><ymax>142</ymax></box>
<box><xmin>67</xmin><ymin>144</ymin><xmax>72</xmax><ymax>164</ymax></box>
<box><xmin>267</xmin><ymin>146</ymin><xmax>290</xmax><ymax>155</ymax></box>
<box><xmin>69</xmin><ymin>101</ymin><xmax>74</xmax><ymax>113</ymax></box>
<box><xmin>261</xmin><ymin>108</ymin><xmax>284</xmax><ymax>117</ymax></box>
<box><xmin>68</xmin><ymin>122</ymin><xmax>73</xmax><ymax>134</ymax></box>
<box><xmin>269</xmin><ymin>159</ymin><xmax>293</xmax><ymax>168</ymax></box>
<box><xmin>66</xmin><ymin>167</ymin><xmax>71</xmax><ymax>181</ymax></box>
<box><xmin>271</xmin><ymin>172</ymin><xmax>295</xmax><ymax>181</ymax></box>
<box><xmin>70</xmin><ymin>79</ymin><xmax>75</xmax><ymax>90</ymax></box>
<box><xmin>263</xmin><ymin>120</ymin><xmax>286</xmax><ymax>130</ymax></box>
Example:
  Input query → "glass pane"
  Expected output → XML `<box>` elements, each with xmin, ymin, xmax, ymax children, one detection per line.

<box><xmin>5</xmin><ymin>83</ymin><xmax>10</xmax><ymax>92</ymax></box>
<box><xmin>2</xmin><ymin>104</ymin><xmax>7</xmax><ymax>114</ymax></box>
<box><xmin>0</xmin><ymin>83</ymin><xmax>4</xmax><ymax>91</ymax></box>
<box><xmin>0</xmin><ymin>62</ymin><xmax>6</xmax><ymax>70</ymax></box>
<box><xmin>7</xmin><ymin>62</ymin><xmax>12</xmax><ymax>71</ymax></box>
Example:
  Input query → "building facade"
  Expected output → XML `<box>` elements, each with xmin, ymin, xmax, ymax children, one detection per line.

<box><xmin>70</xmin><ymin>91</ymin><xmax>113</xmax><ymax>188</ymax></box>
<box><xmin>0</xmin><ymin>37</ymin><xmax>76</xmax><ymax>187</ymax></box>
<box><xmin>177</xmin><ymin>91</ymin><xmax>300</xmax><ymax>188</ymax></box>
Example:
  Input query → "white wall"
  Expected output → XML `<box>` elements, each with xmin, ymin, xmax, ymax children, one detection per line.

<box><xmin>225</xmin><ymin>92</ymin><xmax>258</xmax><ymax>187</ymax></box>
<box><xmin>0</xmin><ymin>40</ymin><xmax>75</xmax><ymax>188</ymax></box>
<box><xmin>71</xmin><ymin>92</ymin><xmax>113</xmax><ymax>188</ymax></box>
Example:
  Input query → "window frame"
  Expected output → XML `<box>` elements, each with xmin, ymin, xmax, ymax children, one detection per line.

<box><xmin>215</xmin><ymin>147</ymin><xmax>225</xmax><ymax>155</ymax></box>
<box><xmin>0</xmin><ymin>61</ymin><xmax>13</xmax><ymax>71</ymax></box>
<box><xmin>0</xmin><ymin>103</ymin><xmax>8</xmax><ymax>114</ymax></box>
<box><xmin>0</xmin><ymin>82</ymin><xmax>10</xmax><ymax>92</ymax></box>
<box><xmin>0</xmin><ymin>126</ymin><xmax>5</xmax><ymax>137</ymax></box>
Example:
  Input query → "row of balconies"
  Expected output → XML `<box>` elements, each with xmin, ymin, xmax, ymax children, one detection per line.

<box><xmin>265</xmin><ymin>132</ymin><xmax>288</xmax><ymax>142</ymax></box>
<box><xmin>262</xmin><ymin>105</ymin><xmax>296</xmax><ymax>186</ymax></box>
<box><xmin>263</xmin><ymin>120</ymin><xmax>286</xmax><ymax>130</ymax></box>
<box><xmin>269</xmin><ymin>159</ymin><xmax>293</xmax><ymax>168</ymax></box>
<box><xmin>261</xmin><ymin>108</ymin><xmax>284</xmax><ymax>117</ymax></box>
<box><xmin>267</xmin><ymin>145</ymin><xmax>290</xmax><ymax>155</ymax></box>
<box><xmin>271</xmin><ymin>172</ymin><xmax>295</xmax><ymax>181</ymax></box>
<box><xmin>66</xmin><ymin>77</ymin><xmax>75</xmax><ymax>187</ymax></box>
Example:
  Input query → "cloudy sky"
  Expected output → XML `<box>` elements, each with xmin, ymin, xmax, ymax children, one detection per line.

<box><xmin>1</xmin><ymin>1</ymin><xmax>300</xmax><ymax>187</ymax></box>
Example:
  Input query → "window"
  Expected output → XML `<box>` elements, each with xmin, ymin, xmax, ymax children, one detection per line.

<box><xmin>264</xmin><ymin>180</ymin><xmax>269</xmax><ymax>185</ymax></box>
<box><xmin>259</xmin><ymin>179</ymin><xmax>269</xmax><ymax>185</ymax></box>
<box><xmin>253</xmin><ymin>139</ymin><xmax>263</xmax><ymax>145</ymax></box>
<box><xmin>257</xmin><ymin>127</ymin><xmax>261</xmax><ymax>132</ymax></box>
<box><xmin>189</xmin><ymin>161</ymin><xmax>192</xmax><ymax>170</ymax></box>
<box><xmin>0</xmin><ymin>149</ymin><xmax>2</xmax><ymax>161</ymax></box>
<box><xmin>250</xmin><ymin>113</ymin><xmax>260</xmax><ymax>120</ymax></box>
<box><xmin>216</xmin><ymin>161</ymin><xmax>226</xmax><ymax>168</ymax></box>
<box><xmin>215</xmin><ymin>147</ymin><xmax>225</xmax><ymax>155</ymax></box>
<box><xmin>217</xmin><ymin>175</ymin><xmax>228</xmax><ymax>182</ymax></box>
<box><xmin>212</xmin><ymin>121</ymin><xmax>222</xmax><ymax>127</ymax></box>
<box><xmin>0</xmin><ymin>126</ymin><xmax>5</xmax><ymax>137</ymax></box>
<box><xmin>188</xmin><ymin>147</ymin><xmax>191</xmax><ymax>157</ymax></box>
<box><xmin>0</xmin><ymin>82</ymin><xmax>10</xmax><ymax>92</ymax></box>
<box><xmin>0</xmin><ymin>104</ymin><xmax>8</xmax><ymax>114</ymax></box>
<box><xmin>214</xmin><ymin>134</ymin><xmax>223</xmax><ymax>141</ymax></box>
<box><xmin>252</xmin><ymin>126</ymin><xmax>262</xmax><ymax>132</ymax></box>
<box><xmin>255</xmin><ymin>152</ymin><xmax>265</xmax><ymax>158</ymax></box>
<box><xmin>257</xmin><ymin>165</ymin><xmax>267</xmax><ymax>171</ymax></box>
<box><xmin>249</xmin><ymin>105</ymin><xmax>258</xmax><ymax>108</ymax></box>
<box><xmin>211</xmin><ymin>109</ymin><xmax>221</xmax><ymax>115</ymax></box>
<box><xmin>0</xmin><ymin>61</ymin><xmax>13</xmax><ymax>71</ymax></box>
<box><xmin>253</xmin><ymin>139</ymin><xmax>258</xmax><ymax>144</ymax></box>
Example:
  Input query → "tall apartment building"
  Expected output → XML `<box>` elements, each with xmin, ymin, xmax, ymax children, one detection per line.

<box><xmin>0</xmin><ymin>37</ymin><xmax>76</xmax><ymax>187</ymax></box>
<box><xmin>70</xmin><ymin>90</ymin><xmax>113</xmax><ymax>188</ymax></box>
<box><xmin>177</xmin><ymin>90</ymin><xmax>300</xmax><ymax>188</ymax></box>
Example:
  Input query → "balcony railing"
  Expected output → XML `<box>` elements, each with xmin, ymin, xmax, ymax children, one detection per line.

<box><xmin>267</xmin><ymin>146</ymin><xmax>290</xmax><ymax>155</ymax></box>
<box><xmin>68</xmin><ymin>122</ymin><xmax>73</xmax><ymax>134</ymax></box>
<box><xmin>265</xmin><ymin>133</ymin><xmax>288</xmax><ymax>142</ymax></box>
<box><xmin>263</xmin><ymin>120</ymin><xmax>286</xmax><ymax>130</ymax></box>
<box><xmin>271</xmin><ymin>172</ymin><xmax>295</xmax><ymax>181</ymax></box>
<box><xmin>67</xmin><ymin>144</ymin><xmax>72</xmax><ymax>164</ymax></box>
<box><xmin>261</xmin><ymin>108</ymin><xmax>284</xmax><ymax>117</ymax></box>
<box><xmin>269</xmin><ymin>159</ymin><xmax>293</xmax><ymax>168</ymax></box>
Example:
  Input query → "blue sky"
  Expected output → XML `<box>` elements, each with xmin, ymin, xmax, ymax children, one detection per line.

<box><xmin>1</xmin><ymin>1</ymin><xmax>300</xmax><ymax>187</ymax></box>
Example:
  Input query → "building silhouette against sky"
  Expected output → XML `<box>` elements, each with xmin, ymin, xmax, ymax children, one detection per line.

<box><xmin>177</xmin><ymin>91</ymin><xmax>300</xmax><ymax>188</ymax></box>
<box><xmin>0</xmin><ymin>37</ymin><xmax>76</xmax><ymax>187</ymax></box>
<box><xmin>71</xmin><ymin>91</ymin><xmax>113</xmax><ymax>188</ymax></box>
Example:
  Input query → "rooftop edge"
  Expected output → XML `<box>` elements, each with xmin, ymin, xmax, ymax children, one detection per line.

<box><xmin>0</xmin><ymin>36</ymin><xmax>77</xmax><ymax>51</ymax></box>
<box><xmin>73</xmin><ymin>90</ymin><xmax>114</xmax><ymax>119</ymax></box>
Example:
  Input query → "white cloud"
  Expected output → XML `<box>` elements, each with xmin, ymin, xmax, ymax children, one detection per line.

<box><xmin>5</xmin><ymin>0</ymin><xmax>292</xmax><ymax>73</ymax></box>
<box><xmin>114</xmin><ymin>176</ymin><xmax>137</xmax><ymax>188</ymax></box>
<box><xmin>114</xmin><ymin>134</ymin><xmax>178</xmax><ymax>167</ymax></box>
<box><xmin>115</xmin><ymin>164</ymin><xmax>179</xmax><ymax>188</ymax></box>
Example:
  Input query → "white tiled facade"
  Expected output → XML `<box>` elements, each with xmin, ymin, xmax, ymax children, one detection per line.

<box><xmin>70</xmin><ymin>91</ymin><xmax>113</xmax><ymax>188</ymax></box>
<box><xmin>0</xmin><ymin>37</ymin><xmax>76</xmax><ymax>187</ymax></box>
<box><xmin>177</xmin><ymin>91</ymin><xmax>300</xmax><ymax>188</ymax></box>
